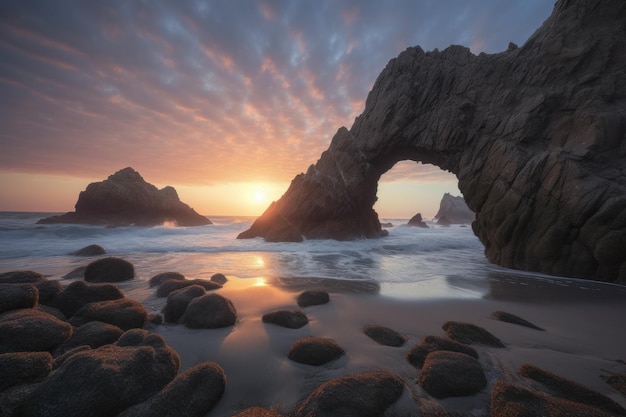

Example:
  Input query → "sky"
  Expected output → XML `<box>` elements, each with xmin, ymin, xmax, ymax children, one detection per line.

<box><xmin>0</xmin><ymin>0</ymin><xmax>554</xmax><ymax>218</ymax></box>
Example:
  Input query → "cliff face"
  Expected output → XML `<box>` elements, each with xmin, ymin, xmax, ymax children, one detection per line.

<box><xmin>38</xmin><ymin>168</ymin><xmax>211</xmax><ymax>227</ymax></box>
<box><xmin>238</xmin><ymin>0</ymin><xmax>626</xmax><ymax>283</ymax></box>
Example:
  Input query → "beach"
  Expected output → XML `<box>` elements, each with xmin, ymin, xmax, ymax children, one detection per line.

<box><xmin>1</xmin><ymin>214</ymin><xmax>626</xmax><ymax>415</ymax></box>
<box><xmin>146</xmin><ymin>275</ymin><xmax>626</xmax><ymax>415</ymax></box>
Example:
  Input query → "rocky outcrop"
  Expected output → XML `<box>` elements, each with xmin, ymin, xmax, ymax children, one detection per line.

<box><xmin>37</xmin><ymin>167</ymin><xmax>211</xmax><ymax>227</ymax></box>
<box><xmin>407</xmin><ymin>213</ymin><xmax>428</xmax><ymax>228</ymax></box>
<box><xmin>434</xmin><ymin>193</ymin><xmax>475</xmax><ymax>225</ymax></box>
<box><xmin>238</xmin><ymin>0</ymin><xmax>626</xmax><ymax>283</ymax></box>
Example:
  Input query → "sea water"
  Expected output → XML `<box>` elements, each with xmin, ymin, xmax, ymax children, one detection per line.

<box><xmin>0</xmin><ymin>212</ymin><xmax>623</xmax><ymax>302</ymax></box>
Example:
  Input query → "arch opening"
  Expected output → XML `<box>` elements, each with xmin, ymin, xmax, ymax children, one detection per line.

<box><xmin>373</xmin><ymin>160</ymin><xmax>467</xmax><ymax>222</ymax></box>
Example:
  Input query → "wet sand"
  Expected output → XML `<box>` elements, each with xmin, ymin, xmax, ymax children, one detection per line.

<box><xmin>133</xmin><ymin>275</ymin><xmax>626</xmax><ymax>416</ymax></box>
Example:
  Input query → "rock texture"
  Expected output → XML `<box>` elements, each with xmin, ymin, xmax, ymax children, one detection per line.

<box><xmin>238</xmin><ymin>0</ymin><xmax>626</xmax><ymax>283</ymax></box>
<box><xmin>37</xmin><ymin>167</ymin><xmax>211</xmax><ymax>227</ymax></box>
<box><xmin>407</xmin><ymin>213</ymin><xmax>428</xmax><ymax>228</ymax></box>
<box><xmin>434</xmin><ymin>193</ymin><xmax>475</xmax><ymax>225</ymax></box>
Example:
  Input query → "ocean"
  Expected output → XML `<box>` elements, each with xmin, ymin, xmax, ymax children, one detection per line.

<box><xmin>1</xmin><ymin>211</ymin><xmax>623</xmax><ymax>303</ymax></box>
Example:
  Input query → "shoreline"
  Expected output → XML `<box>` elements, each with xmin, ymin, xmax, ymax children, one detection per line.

<box><xmin>2</xmin><ymin>264</ymin><xmax>626</xmax><ymax>415</ymax></box>
<box><xmin>152</xmin><ymin>275</ymin><xmax>626</xmax><ymax>415</ymax></box>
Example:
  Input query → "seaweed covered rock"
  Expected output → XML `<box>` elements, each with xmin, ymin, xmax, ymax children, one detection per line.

<box><xmin>0</xmin><ymin>308</ymin><xmax>73</xmax><ymax>353</ymax></box>
<box><xmin>181</xmin><ymin>294</ymin><xmax>237</xmax><ymax>329</ymax></box>
<box><xmin>363</xmin><ymin>324</ymin><xmax>406</xmax><ymax>347</ymax></box>
<box><xmin>84</xmin><ymin>257</ymin><xmax>135</xmax><ymax>283</ymax></box>
<box><xmin>262</xmin><ymin>310</ymin><xmax>309</xmax><ymax>329</ymax></box>
<box><xmin>0</xmin><ymin>352</ymin><xmax>53</xmax><ymax>390</ymax></box>
<box><xmin>442</xmin><ymin>321</ymin><xmax>505</xmax><ymax>347</ymax></box>
<box><xmin>70</xmin><ymin>298</ymin><xmax>148</xmax><ymax>331</ymax></box>
<box><xmin>117</xmin><ymin>362</ymin><xmax>226</xmax><ymax>417</ymax></box>
<box><xmin>407</xmin><ymin>335</ymin><xmax>479</xmax><ymax>368</ymax></box>
<box><xmin>0</xmin><ymin>284</ymin><xmax>38</xmax><ymax>313</ymax></box>
<box><xmin>50</xmin><ymin>280</ymin><xmax>124</xmax><ymax>317</ymax></box>
<box><xmin>163</xmin><ymin>285</ymin><xmax>206</xmax><ymax>323</ymax></box>
<box><xmin>296</xmin><ymin>370</ymin><xmax>404</xmax><ymax>417</ymax></box>
<box><xmin>418</xmin><ymin>351</ymin><xmax>487</xmax><ymax>398</ymax></box>
<box><xmin>297</xmin><ymin>290</ymin><xmax>330</xmax><ymax>307</ymax></box>
<box><xmin>288</xmin><ymin>337</ymin><xmax>344</xmax><ymax>366</ymax></box>
<box><xmin>21</xmin><ymin>329</ymin><xmax>181</xmax><ymax>417</ymax></box>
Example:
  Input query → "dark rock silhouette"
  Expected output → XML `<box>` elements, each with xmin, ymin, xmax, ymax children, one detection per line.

<box><xmin>363</xmin><ymin>324</ymin><xmax>406</xmax><ymax>347</ymax></box>
<box><xmin>419</xmin><ymin>351</ymin><xmax>487</xmax><ymax>398</ymax></box>
<box><xmin>407</xmin><ymin>213</ymin><xmax>428</xmax><ymax>228</ymax></box>
<box><xmin>238</xmin><ymin>0</ymin><xmax>626</xmax><ymax>283</ymax></box>
<box><xmin>434</xmin><ymin>193</ymin><xmax>475</xmax><ymax>225</ymax></box>
<box><xmin>37</xmin><ymin>167</ymin><xmax>211</xmax><ymax>227</ymax></box>
<box><xmin>295</xmin><ymin>370</ymin><xmax>404</xmax><ymax>417</ymax></box>
<box><xmin>287</xmin><ymin>337</ymin><xmax>344</xmax><ymax>366</ymax></box>
<box><xmin>84</xmin><ymin>257</ymin><xmax>135</xmax><ymax>283</ymax></box>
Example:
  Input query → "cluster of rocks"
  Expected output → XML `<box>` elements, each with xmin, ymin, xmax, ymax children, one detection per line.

<box><xmin>37</xmin><ymin>167</ymin><xmax>211</xmax><ymax>227</ymax></box>
<box><xmin>3</xmin><ymin>252</ymin><xmax>625</xmax><ymax>416</ymax></box>
<box><xmin>0</xmin><ymin>267</ymin><xmax>225</xmax><ymax>417</ymax></box>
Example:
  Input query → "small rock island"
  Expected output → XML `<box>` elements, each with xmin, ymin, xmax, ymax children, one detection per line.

<box><xmin>37</xmin><ymin>167</ymin><xmax>211</xmax><ymax>227</ymax></box>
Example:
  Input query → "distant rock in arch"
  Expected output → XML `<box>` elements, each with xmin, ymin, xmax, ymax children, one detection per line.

<box><xmin>38</xmin><ymin>167</ymin><xmax>211</xmax><ymax>227</ymax></box>
<box><xmin>238</xmin><ymin>0</ymin><xmax>626</xmax><ymax>283</ymax></box>
<box><xmin>435</xmin><ymin>193</ymin><xmax>475</xmax><ymax>225</ymax></box>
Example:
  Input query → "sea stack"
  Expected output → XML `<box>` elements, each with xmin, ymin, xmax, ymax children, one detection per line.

<box><xmin>38</xmin><ymin>168</ymin><xmax>211</xmax><ymax>227</ymax></box>
<box><xmin>434</xmin><ymin>193</ymin><xmax>475</xmax><ymax>225</ymax></box>
<box><xmin>238</xmin><ymin>0</ymin><xmax>626</xmax><ymax>284</ymax></box>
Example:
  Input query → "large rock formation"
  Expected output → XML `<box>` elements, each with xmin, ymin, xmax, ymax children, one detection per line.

<box><xmin>238</xmin><ymin>0</ymin><xmax>626</xmax><ymax>283</ymax></box>
<box><xmin>434</xmin><ymin>193</ymin><xmax>475</xmax><ymax>225</ymax></box>
<box><xmin>38</xmin><ymin>168</ymin><xmax>211</xmax><ymax>227</ymax></box>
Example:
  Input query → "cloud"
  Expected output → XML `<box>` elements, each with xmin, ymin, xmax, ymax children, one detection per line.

<box><xmin>0</xmin><ymin>0</ymin><xmax>553</xmax><ymax>185</ymax></box>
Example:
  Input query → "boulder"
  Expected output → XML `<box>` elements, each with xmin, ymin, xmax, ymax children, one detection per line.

<box><xmin>287</xmin><ymin>337</ymin><xmax>344</xmax><ymax>366</ymax></box>
<box><xmin>70</xmin><ymin>298</ymin><xmax>148</xmax><ymax>331</ymax></box>
<box><xmin>442</xmin><ymin>321</ymin><xmax>505</xmax><ymax>347</ymax></box>
<box><xmin>363</xmin><ymin>324</ymin><xmax>406</xmax><ymax>347</ymax></box>
<box><xmin>407</xmin><ymin>213</ymin><xmax>429</xmax><ymax>228</ymax></box>
<box><xmin>53</xmin><ymin>321</ymin><xmax>124</xmax><ymax>356</ymax></box>
<box><xmin>50</xmin><ymin>280</ymin><xmax>124</xmax><ymax>317</ymax></box>
<box><xmin>156</xmin><ymin>278</ymin><xmax>221</xmax><ymax>298</ymax></box>
<box><xmin>149</xmin><ymin>271</ymin><xmax>186</xmax><ymax>287</ymax></box>
<box><xmin>295</xmin><ymin>370</ymin><xmax>404</xmax><ymax>417</ymax></box>
<box><xmin>210</xmin><ymin>273</ymin><xmax>228</xmax><ymax>285</ymax></box>
<box><xmin>434</xmin><ymin>193</ymin><xmax>475</xmax><ymax>225</ymax></box>
<box><xmin>117</xmin><ymin>362</ymin><xmax>226</xmax><ymax>417</ymax></box>
<box><xmin>21</xmin><ymin>329</ymin><xmax>181</xmax><ymax>417</ymax></box>
<box><xmin>490</xmin><ymin>311</ymin><xmax>544</xmax><ymax>330</ymax></box>
<box><xmin>418</xmin><ymin>351</ymin><xmax>487</xmax><ymax>398</ymax></box>
<box><xmin>37</xmin><ymin>167</ymin><xmax>212</xmax><ymax>227</ymax></box>
<box><xmin>0</xmin><ymin>270</ymin><xmax>46</xmax><ymax>284</ymax></box>
<box><xmin>162</xmin><ymin>285</ymin><xmax>206</xmax><ymax>323</ymax></box>
<box><xmin>0</xmin><ymin>352</ymin><xmax>53</xmax><ymax>390</ymax></box>
<box><xmin>297</xmin><ymin>290</ymin><xmax>330</xmax><ymax>307</ymax></box>
<box><xmin>84</xmin><ymin>257</ymin><xmax>135</xmax><ymax>283</ymax></box>
<box><xmin>70</xmin><ymin>244</ymin><xmax>106</xmax><ymax>256</ymax></box>
<box><xmin>519</xmin><ymin>364</ymin><xmax>626</xmax><ymax>416</ymax></box>
<box><xmin>237</xmin><ymin>0</ymin><xmax>626</xmax><ymax>284</ymax></box>
<box><xmin>406</xmin><ymin>335</ymin><xmax>479</xmax><ymax>368</ymax></box>
<box><xmin>0</xmin><ymin>284</ymin><xmax>38</xmax><ymax>313</ymax></box>
<box><xmin>491</xmin><ymin>381</ymin><xmax>618</xmax><ymax>417</ymax></box>
<box><xmin>181</xmin><ymin>294</ymin><xmax>237</xmax><ymax>329</ymax></box>
<box><xmin>0</xmin><ymin>308</ymin><xmax>73</xmax><ymax>353</ymax></box>
<box><xmin>35</xmin><ymin>279</ymin><xmax>64</xmax><ymax>304</ymax></box>
<box><xmin>262</xmin><ymin>310</ymin><xmax>309</xmax><ymax>329</ymax></box>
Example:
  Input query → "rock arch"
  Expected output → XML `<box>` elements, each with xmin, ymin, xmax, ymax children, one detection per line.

<box><xmin>239</xmin><ymin>0</ymin><xmax>626</xmax><ymax>283</ymax></box>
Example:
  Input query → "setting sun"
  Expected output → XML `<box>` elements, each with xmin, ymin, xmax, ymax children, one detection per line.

<box><xmin>252</xmin><ymin>187</ymin><xmax>268</xmax><ymax>205</ymax></box>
